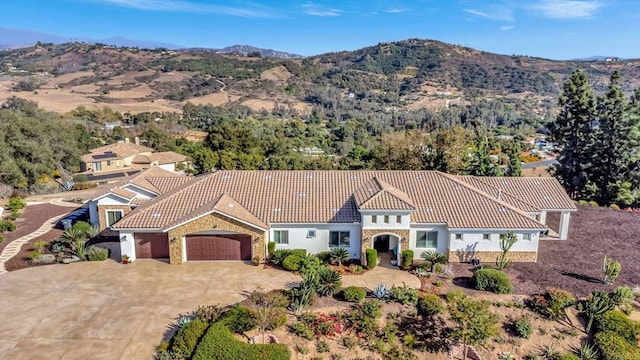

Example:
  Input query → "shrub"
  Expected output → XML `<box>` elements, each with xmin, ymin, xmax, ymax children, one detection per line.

<box><xmin>316</xmin><ymin>268</ymin><xmax>342</xmax><ymax>296</ymax></box>
<box><xmin>170</xmin><ymin>318</ymin><xmax>209</xmax><ymax>358</ymax></box>
<box><xmin>282</xmin><ymin>254</ymin><xmax>304</xmax><ymax>271</ymax></box>
<box><xmin>529</xmin><ymin>288</ymin><xmax>575</xmax><ymax>320</ymax></box>
<box><xmin>291</xmin><ymin>249</ymin><xmax>307</xmax><ymax>257</ymax></box>
<box><xmin>417</xmin><ymin>294</ymin><xmax>443</xmax><ymax>317</ymax></box>
<box><xmin>263</xmin><ymin>289</ymin><xmax>291</xmax><ymax>309</ymax></box>
<box><xmin>610</xmin><ymin>204</ymin><xmax>621</xmax><ymax>210</ymax></box>
<box><xmin>342</xmin><ymin>286</ymin><xmax>366</xmax><ymax>303</ymax></box>
<box><xmin>72</xmin><ymin>221</ymin><xmax>93</xmax><ymax>237</ymax></box>
<box><xmin>316</xmin><ymin>251</ymin><xmax>331</xmax><ymax>264</ymax></box>
<box><xmin>87</xmin><ymin>246</ymin><xmax>109</xmax><ymax>261</ymax></box>
<box><xmin>359</xmin><ymin>300</ymin><xmax>383</xmax><ymax>319</ymax></box>
<box><xmin>514</xmin><ymin>317</ymin><xmax>533</xmax><ymax>339</ymax></box>
<box><xmin>610</xmin><ymin>286</ymin><xmax>634</xmax><ymax>307</ymax></box>
<box><xmin>271</xmin><ymin>249</ymin><xmax>292</xmax><ymax>265</ymax></box>
<box><xmin>7</xmin><ymin>196</ymin><xmax>26</xmax><ymax>212</ymax></box>
<box><xmin>0</xmin><ymin>235</ymin><xmax>4</xmax><ymax>244</ymax></box>
<box><xmin>472</xmin><ymin>268</ymin><xmax>513</xmax><ymax>294</ymax></box>
<box><xmin>400</xmin><ymin>249</ymin><xmax>413</xmax><ymax>270</ymax></box>
<box><xmin>220</xmin><ymin>305</ymin><xmax>257</xmax><ymax>333</ymax></box>
<box><xmin>603</xmin><ymin>255</ymin><xmax>621</xmax><ymax>285</ymax></box>
<box><xmin>268</xmin><ymin>241</ymin><xmax>276</xmax><ymax>258</ymax></box>
<box><xmin>389</xmin><ymin>283</ymin><xmax>418</xmax><ymax>305</ymax></box>
<box><xmin>192</xmin><ymin>305</ymin><xmax>223</xmax><ymax>322</ymax></box>
<box><xmin>329</xmin><ymin>247</ymin><xmax>350</xmax><ymax>266</ymax></box>
<box><xmin>366</xmin><ymin>249</ymin><xmax>378</xmax><ymax>269</ymax></box>
<box><xmin>594</xmin><ymin>310</ymin><xmax>640</xmax><ymax>344</ymax></box>
<box><xmin>593</xmin><ymin>331</ymin><xmax>640</xmax><ymax>360</ymax></box>
<box><xmin>290</xmin><ymin>321</ymin><xmax>314</xmax><ymax>340</ymax></box>
<box><xmin>192</xmin><ymin>323</ymin><xmax>291</xmax><ymax>360</ymax></box>
<box><xmin>0</xmin><ymin>219</ymin><xmax>17</xmax><ymax>232</ymax></box>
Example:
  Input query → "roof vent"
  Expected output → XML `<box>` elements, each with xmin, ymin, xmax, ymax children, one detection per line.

<box><xmin>152</xmin><ymin>212</ymin><xmax>161</xmax><ymax>218</ymax></box>
<box><xmin>332</xmin><ymin>208</ymin><xmax>339</xmax><ymax>212</ymax></box>
<box><xmin>416</xmin><ymin>175</ymin><xmax>422</xmax><ymax>180</ymax></box>
<box><xmin>228</xmin><ymin>203</ymin><xmax>234</xmax><ymax>208</ymax></box>
<box><xmin>425</xmin><ymin>208</ymin><xmax>433</xmax><ymax>213</ymax></box>
<box><xmin>222</xmin><ymin>174</ymin><xmax>231</xmax><ymax>180</ymax></box>
<box><xmin>456</xmin><ymin>185</ymin><xmax>462</xmax><ymax>190</ymax></box>
<box><xmin>273</xmin><ymin>207</ymin><xmax>281</xmax><ymax>212</ymax></box>
<box><xmin>298</xmin><ymin>192</ymin><xmax>305</xmax><ymax>198</ymax></box>
<box><xmin>543</xmin><ymin>195</ymin><xmax>551</xmax><ymax>200</ymax></box>
<box><xmin>306</xmin><ymin>175</ymin><xmax>313</xmax><ymax>180</ymax></box>
<box><xmin>264</xmin><ymin>175</ymin><xmax>271</xmax><ymax>180</ymax></box>
<box><xmin>350</xmin><ymin>175</ymin><xmax>357</xmax><ymax>179</ymax></box>
<box><xmin>498</xmin><ymin>207</ymin><xmax>506</xmax><ymax>213</ymax></box>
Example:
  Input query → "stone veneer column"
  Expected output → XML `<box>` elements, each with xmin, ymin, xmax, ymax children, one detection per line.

<box><xmin>360</xmin><ymin>229</ymin><xmax>410</xmax><ymax>267</ymax></box>
<box><xmin>166</xmin><ymin>212</ymin><xmax>265</xmax><ymax>265</ymax></box>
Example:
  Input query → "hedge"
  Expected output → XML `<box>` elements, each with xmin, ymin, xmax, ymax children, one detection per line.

<box><xmin>593</xmin><ymin>331</ymin><xmax>640</xmax><ymax>360</ymax></box>
<box><xmin>282</xmin><ymin>255</ymin><xmax>304</xmax><ymax>271</ymax></box>
<box><xmin>472</xmin><ymin>268</ymin><xmax>513</xmax><ymax>294</ymax></box>
<box><xmin>192</xmin><ymin>323</ymin><xmax>291</xmax><ymax>360</ymax></box>
<box><xmin>400</xmin><ymin>249</ymin><xmax>413</xmax><ymax>270</ymax></box>
<box><xmin>365</xmin><ymin>249</ymin><xmax>378</xmax><ymax>269</ymax></box>
<box><xmin>170</xmin><ymin>318</ymin><xmax>209</xmax><ymax>358</ymax></box>
<box><xmin>594</xmin><ymin>310</ymin><xmax>640</xmax><ymax>344</ymax></box>
<box><xmin>220</xmin><ymin>305</ymin><xmax>257</xmax><ymax>333</ymax></box>
<box><xmin>290</xmin><ymin>249</ymin><xmax>307</xmax><ymax>257</ymax></box>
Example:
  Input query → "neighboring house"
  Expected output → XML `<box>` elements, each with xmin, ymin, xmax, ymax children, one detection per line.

<box><xmin>110</xmin><ymin>171</ymin><xmax>576</xmax><ymax>265</ymax></box>
<box><xmin>87</xmin><ymin>167</ymin><xmax>190</xmax><ymax>231</ymax></box>
<box><xmin>79</xmin><ymin>138</ymin><xmax>189</xmax><ymax>183</ymax></box>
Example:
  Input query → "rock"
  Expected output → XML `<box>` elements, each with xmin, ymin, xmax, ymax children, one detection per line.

<box><xmin>40</xmin><ymin>254</ymin><xmax>56</xmax><ymax>264</ymax></box>
<box><xmin>61</xmin><ymin>255</ymin><xmax>81</xmax><ymax>264</ymax></box>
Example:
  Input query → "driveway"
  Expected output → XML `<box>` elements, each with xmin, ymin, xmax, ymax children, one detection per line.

<box><xmin>0</xmin><ymin>259</ymin><xmax>419</xmax><ymax>360</ymax></box>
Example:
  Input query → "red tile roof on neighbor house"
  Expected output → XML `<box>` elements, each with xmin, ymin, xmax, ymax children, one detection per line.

<box><xmin>112</xmin><ymin>171</ymin><xmax>573</xmax><ymax>231</ymax></box>
<box><xmin>81</xmin><ymin>142</ymin><xmax>154</xmax><ymax>163</ymax></box>
<box><xmin>91</xmin><ymin>167</ymin><xmax>186</xmax><ymax>202</ymax></box>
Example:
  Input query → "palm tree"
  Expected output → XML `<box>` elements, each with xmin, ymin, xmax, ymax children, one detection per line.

<box><xmin>316</xmin><ymin>268</ymin><xmax>342</xmax><ymax>296</ymax></box>
<box><xmin>329</xmin><ymin>247</ymin><xmax>350</xmax><ymax>267</ymax></box>
<box><xmin>60</xmin><ymin>228</ymin><xmax>87</xmax><ymax>244</ymax></box>
<box><xmin>420</xmin><ymin>250</ymin><xmax>447</xmax><ymax>273</ymax></box>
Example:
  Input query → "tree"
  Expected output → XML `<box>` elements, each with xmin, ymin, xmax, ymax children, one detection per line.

<box><xmin>447</xmin><ymin>291</ymin><xmax>498</xmax><ymax>360</ymax></box>
<box><xmin>505</xmin><ymin>143</ymin><xmax>522</xmax><ymax>177</ymax></box>
<box><xmin>467</xmin><ymin>136</ymin><xmax>501</xmax><ymax>176</ymax></box>
<box><xmin>432</xmin><ymin>126</ymin><xmax>475</xmax><ymax>174</ymax></box>
<box><xmin>549</xmin><ymin>70</ymin><xmax>597</xmax><ymax>199</ymax></box>
<box><xmin>372</xmin><ymin>131</ymin><xmax>429</xmax><ymax>170</ymax></box>
<box><xmin>590</xmin><ymin>71</ymin><xmax>638</xmax><ymax>205</ymax></box>
<box><xmin>420</xmin><ymin>250</ymin><xmax>447</xmax><ymax>272</ymax></box>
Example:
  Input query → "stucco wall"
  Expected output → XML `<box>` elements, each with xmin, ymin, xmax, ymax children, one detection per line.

<box><xmin>166</xmin><ymin>212</ymin><xmax>266</xmax><ymax>265</ymax></box>
<box><xmin>447</xmin><ymin>230</ymin><xmax>540</xmax><ymax>263</ymax></box>
<box><xmin>269</xmin><ymin>223</ymin><xmax>362</xmax><ymax>259</ymax></box>
<box><xmin>408</xmin><ymin>224</ymin><xmax>449</xmax><ymax>256</ymax></box>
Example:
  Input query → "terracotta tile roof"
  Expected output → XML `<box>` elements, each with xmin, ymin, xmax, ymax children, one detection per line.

<box><xmin>110</xmin><ymin>187</ymin><xmax>136</xmax><ymax>200</ymax></box>
<box><xmin>146</xmin><ymin>177</ymin><xmax>193</xmax><ymax>194</ymax></box>
<box><xmin>90</xmin><ymin>167</ymin><xmax>186</xmax><ymax>201</ymax></box>
<box><xmin>148</xmin><ymin>152</ymin><xmax>188</xmax><ymax>165</ymax></box>
<box><xmin>132</xmin><ymin>154</ymin><xmax>152</xmax><ymax>164</ymax></box>
<box><xmin>470</xmin><ymin>177</ymin><xmax>577</xmax><ymax>210</ymax></box>
<box><xmin>355</xmin><ymin>177</ymin><xmax>416</xmax><ymax>210</ymax></box>
<box><xmin>113</xmin><ymin>171</ymin><xmax>555</xmax><ymax>230</ymax></box>
<box><xmin>456</xmin><ymin>176</ymin><xmax>539</xmax><ymax>213</ymax></box>
<box><xmin>81</xmin><ymin>142</ymin><xmax>153</xmax><ymax>163</ymax></box>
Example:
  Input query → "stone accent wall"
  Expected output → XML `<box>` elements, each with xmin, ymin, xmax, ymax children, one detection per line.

<box><xmin>447</xmin><ymin>250</ymin><xmax>537</xmax><ymax>263</ymax></box>
<box><xmin>360</xmin><ymin>229</ymin><xmax>410</xmax><ymax>267</ymax></box>
<box><xmin>97</xmin><ymin>205</ymin><xmax>133</xmax><ymax>231</ymax></box>
<box><xmin>166</xmin><ymin>212</ymin><xmax>266</xmax><ymax>265</ymax></box>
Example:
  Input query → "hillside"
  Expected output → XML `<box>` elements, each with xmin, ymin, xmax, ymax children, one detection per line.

<box><xmin>1</xmin><ymin>39</ymin><xmax>639</xmax><ymax>128</ymax></box>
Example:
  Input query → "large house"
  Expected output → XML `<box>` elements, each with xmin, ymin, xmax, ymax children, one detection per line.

<box><xmin>79</xmin><ymin>138</ymin><xmax>189</xmax><ymax>183</ymax></box>
<box><xmin>101</xmin><ymin>170</ymin><xmax>575</xmax><ymax>266</ymax></box>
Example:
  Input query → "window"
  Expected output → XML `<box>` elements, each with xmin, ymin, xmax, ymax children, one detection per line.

<box><xmin>454</xmin><ymin>233</ymin><xmax>463</xmax><ymax>241</ymax></box>
<box><xmin>106</xmin><ymin>160</ymin><xmax>111</xmax><ymax>166</ymax></box>
<box><xmin>417</xmin><ymin>231</ymin><xmax>438</xmax><ymax>248</ymax></box>
<box><xmin>371</xmin><ymin>215</ymin><xmax>377</xmax><ymax>224</ymax></box>
<box><xmin>307</xmin><ymin>230</ymin><xmax>316</xmax><ymax>238</ymax></box>
<box><xmin>273</xmin><ymin>230</ymin><xmax>289</xmax><ymax>244</ymax></box>
<box><xmin>93</xmin><ymin>161</ymin><xmax>102</xmax><ymax>171</ymax></box>
<box><xmin>384</xmin><ymin>215</ymin><xmax>389</xmax><ymax>224</ymax></box>
<box><xmin>329</xmin><ymin>231</ymin><xmax>350</xmax><ymax>248</ymax></box>
<box><xmin>396</xmin><ymin>215</ymin><xmax>402</xmax><ymax>224</ymax></box>
<box><xmin>106</xmin><ymin>210</ymin><xmax>123</xmax><ymax>226</ymax></box>
<box><xmin>482</xmin><ymin>234</ymin><xmax>491</xmax><ymax>241</ymax></box>
<box><xmin>523</xmin><ymin>233</ymin><xmax>531</xmax><ymax>241</ymax></box>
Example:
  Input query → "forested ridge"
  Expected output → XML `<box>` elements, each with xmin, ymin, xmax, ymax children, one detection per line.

<box><xmin>2</xmin><ymin>39</ymin><xmax>640</xmax><ymax>206</ymax></box>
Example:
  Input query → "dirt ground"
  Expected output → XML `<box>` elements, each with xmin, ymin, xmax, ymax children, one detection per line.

<box><xmin>3</xmin><ymin>228</ymin><xmax>63</xmax><ymax>271</ymax></box>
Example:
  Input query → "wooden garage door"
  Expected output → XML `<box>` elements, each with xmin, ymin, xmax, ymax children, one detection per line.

<box><xmin>186</xmin><ymin>234</ymin><xmax>252</xmax><ymax>261</ymax></box>
<box><xmin>135</xmin><ymin>233</ymin><xmax>170</xmax><ymax>258</ymax></box>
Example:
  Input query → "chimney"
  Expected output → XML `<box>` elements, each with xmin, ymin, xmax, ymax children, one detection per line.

<box><xmin>124</xmin><ymin>137</ymin><xmax>130</xmax><ymax>143</ymax></box>
<box><xmin>134</xmin><ymin>137</ymin><xmax>140</xmax><ymax>145</ymax></box>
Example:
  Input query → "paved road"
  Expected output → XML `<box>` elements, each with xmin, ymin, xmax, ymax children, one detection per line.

<box><xmin>522</xmin><ymin>159</ymin><xmax>558</xmax><ymax>169</ymax></box>
<box><xmin>0</xmin><ymin>259</ymin><xmax>419</xmax><ymax>359</ymax></box>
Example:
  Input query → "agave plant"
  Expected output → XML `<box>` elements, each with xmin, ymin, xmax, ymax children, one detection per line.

<box><xmin>576</xmin><ymin>342</ymin><xmax>598</xmax><ymax>360</ymax></box>
<box><xmin>316</xmin><ymin>268</ymin><xmax>342</xmax><ymax>296</ymax></box>
<box><xmin>329</xmin><ymin>247</ymin><xmax>350</xmax><ymax>267</ymax></box>
<box><xmin>177</xmin><ymin>315</ymin><xmax>193</xmax><ymax>327</ymax></box>
<box><xmin>372</xmin><ymin>284</ymin><xmax>390</xmax><ymax>299</ymax></box>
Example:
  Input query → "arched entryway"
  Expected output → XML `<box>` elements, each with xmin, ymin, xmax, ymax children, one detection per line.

<box><xmin>372</xmin><ymin>233</ymin><xmax>401</xmax><ymax>265</ymax></box>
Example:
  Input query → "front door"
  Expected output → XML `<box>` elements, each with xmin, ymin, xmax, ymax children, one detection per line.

<box><xmin>373</xmin><ymin>235</ymin><xmax>389</xmax><ymax>253</ymax></box>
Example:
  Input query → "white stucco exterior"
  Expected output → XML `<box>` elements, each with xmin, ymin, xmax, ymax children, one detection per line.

<box><xmin>269</xmin><ymin>223</ymin><xmax>362</xmax><ymax>259</ymax></box>
<box><xmin>360</xmin><ymin>211</ymin><xmax>412</xmax><ymax>229</ymax></box>
<box><xmin>409</xmin><ymin>224</ymin><xmax>449</xmax><ymax>255</ymax></box>
<box><xmin>119</xmin><ymin>231</ymin><xmax>136</xmax><ymax>262</ymax></box>
<box><xmin>447</xmin><ymin>229</ymin><xmax>540</xmax><ymax>254</ymax></box>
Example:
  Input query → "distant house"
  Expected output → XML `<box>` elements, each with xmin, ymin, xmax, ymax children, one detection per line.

<box><xmin>78</xmin><ymin>138</ymin><xmax>189</xmax><ymax>184</ymax></box>
<box><xmin>103</xmin><ymin>122</ymin><xmax>122</xmax><ymax>131</ymax></box>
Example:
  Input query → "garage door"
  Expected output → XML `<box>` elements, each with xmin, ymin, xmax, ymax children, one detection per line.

<box><xmin>135</xmin><ymin>233</ymin><xmax>170</xmax><ymax>258</ymax></box>
<box><xmin>186</xmin><ymin>234</ymin><xmax>252</xmax><ymax>261</ymax></box>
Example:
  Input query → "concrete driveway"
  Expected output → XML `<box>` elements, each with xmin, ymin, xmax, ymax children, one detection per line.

<box><xmin>0</xmin><ymin>259</ymin><xmax>419</xmax><ymax>360</ymax></box>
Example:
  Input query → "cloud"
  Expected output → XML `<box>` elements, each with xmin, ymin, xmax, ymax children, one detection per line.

<box><xmin>89</xmin><ymin>0</ymin><xmax>276</xmax><ymax>17</ymax></box>
<box><xmin>500</xmin><ymin>25</ymin><xmax>516</xmax><ymax>30</ymax></box>
<box><xmin>529</xmin><ymin>0</ymin><xmax>603</xmax><ymax>19</ymax></box>
<box><xmin>387</xmin><ymin>8</ymin><xmax>408</xmax><ymax>14</ymax></box>
<box><xmin>463</xmin><ymin>7</ymin><xmax>514</xmax><ymax>21</ymax></box>
<box><xmin>302</xmin><ymin>2</ymin><xmax>341</xmax><ymax>16</ymax></box>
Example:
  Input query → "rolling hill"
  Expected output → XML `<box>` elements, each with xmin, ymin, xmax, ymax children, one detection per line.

<box><xmin>1</xmin><ymin>39</ymin><xmax>638</xmax><ymax>126</ymax></box>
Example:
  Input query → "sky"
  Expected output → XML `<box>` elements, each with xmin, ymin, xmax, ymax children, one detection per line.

<box><xmin>1</xmin><ymin>0</ymin><xmax>638</xmax><ymax>59</ymax></box>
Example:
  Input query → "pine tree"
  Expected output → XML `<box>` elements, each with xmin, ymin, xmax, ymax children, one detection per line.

<box><xmin>505</xmin><ymin>142</ymin><xmax>522</xmax><ymax>177</ymax></box>
<box><xmin>590</xmin><ymin>71</ymin><xmax>638</xmax><ymax>205</ymax></box>
<box><xmin>468</xmin><ymin>136</ymin><xmax>501</xmax><ymax>176</ymax></box>
<box><xmin>549</xmin><ymin>70</ymin><xmax>597</xmax><ymax>198</ymax></box>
